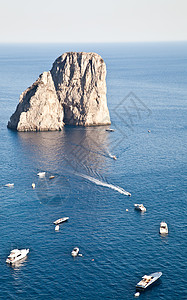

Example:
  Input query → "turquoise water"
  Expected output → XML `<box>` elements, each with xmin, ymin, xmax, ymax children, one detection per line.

<box><xmin>0</xmin><ymin>43</ymin><xmax>187</xmax><ymax>299</ymax></box>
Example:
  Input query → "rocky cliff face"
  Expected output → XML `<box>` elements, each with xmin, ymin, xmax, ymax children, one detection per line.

<box><xmin>8</xmin><ymin>52</ymin><xmax>111</xmax><ymax>131</ymax></box>
<box><xmin>8</xmin><ymin>72</ymin><xmax>64</xmax><ymax>131</ymax></box>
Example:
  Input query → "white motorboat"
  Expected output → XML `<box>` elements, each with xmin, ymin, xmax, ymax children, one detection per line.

<box><xmin>5</xmin><ymin>183</ymin><xmax>14</xmax><ymax>187</ymax></box>
<box><xmin>37</xmin><ymin>172</ymin><xmax>46</xmax><ymax>177</ymax></box>
<box><xmin>6</xmin><ymin>249</ymin><xmax>29</xmax><ymax>264</ymax></box>
<box><xmin>112</xmin><ymin>155</ymin><xmax>117</xmax><ymax>160</ymax></box>
<box><xmin>136</xmin><ymin>272</ymin><xmax>162</xmax><ymax>289</ymax></box>
<box><xmin>134</xmin><ymin>204</ymin><xmax>146</xmax><ymax>212</ymax></box>
<box><xmin>55</xmin><ymin>225</ymin><xmax>60</xmax><ymax>231</ymax></box>
<box><xmin>134</xmin><ymin>292</ymin><xmax>140</xmax><ymax>297</ymax></box>
<box><xmin>106</xmin><ymin>128</ymin><xmax>115</xmax><ymax>132</ymax></box>
<box><xmin>160</xmin><ymin>222</ymin><xmax>168</xmax><ymax>234</ymax></box>
<box><xmin>71</xmin><ymin>247</ymin><xmax>79</xmax><ymax>257</ymax></box>
<box><xmin>54</xmin><ymin>217</ymin><xmax>69</xmax><ymax>225</ymax></box>
<box><xmin>10</xmin><ymin>256</ymin><xmax>28</xmax><ymax>269</ymax></box>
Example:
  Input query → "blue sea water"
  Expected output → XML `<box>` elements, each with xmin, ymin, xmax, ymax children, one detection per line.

<box><xmin>0</xmin><ymin>42</ymin><xmax>187</xmax><ymax>300</ymax></box>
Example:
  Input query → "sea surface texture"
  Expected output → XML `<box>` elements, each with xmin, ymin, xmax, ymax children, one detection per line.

<box><xmin>0</xmin><ymin>43</ymin><xmax>186</xmax><ymax>300</ymax></box>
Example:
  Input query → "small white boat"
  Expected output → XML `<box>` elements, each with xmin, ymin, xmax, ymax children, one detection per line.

<box><xmin>136</xmin><ymin>272</ymin><xmax>162</xmax><ymax>289</ymax></box>
<box><xmin>49</xmin><ymin>175</ymin><xmax>55</xmax><ymax>179</ymax></box>
<box><xmin>37</xmin><ymin>172</ymin><xmax>46</xmax><ymax>177</ymax></box>
<box><xmin>5</xmin><ymin>183</ymin><xmax>14</xmax><ymax>187</ymax></box>
<box><xmin>106</xmin><ymin>128</ymin><xmax>115</xmax><ymax>132</ymax></box>
<box><xmin>148</xmin><ymin>130</ymin><xmax>151</xmax><ymax>133</ymax></box>
<box><xmin>55</xmin><ymin>225</ymin><xmax>60</xmax><ymax>231</ymax></box>
<box><xmin>134</xmin><ymin>204</ymin><xmax>146</xmax><ymax>212</ymax></box>
<box><xmin>53</xmin><ymin>217</ymin><xmax>69</xmax><ymax>225</ymax></box>
<box><xmin>71</xmin><ymin>247</ymin><xmax>79</xmax><ymax>257</ymax></box>
<box><xmin>134</xmin><ymin>292</ymin><xmax>140</xmax><ymax>297</ymax></box>
<box><xmin>112</xmin><ymin>155</ymin><xmax>117</xmax><ymax>160</ymax></box>
<box><xmin>32</xmin><ymin>183</ymin><xmax>35</xmax><ymax>189</ymax></box>
<box><xmin>6</xmin><ymin>249</ymin><xmax>29</xmax><ymax>264</ymax></box>
<box><xmin>160</xmin><ymin>222</ymin><xmax>168</xmax><ymax>234</ymax></box>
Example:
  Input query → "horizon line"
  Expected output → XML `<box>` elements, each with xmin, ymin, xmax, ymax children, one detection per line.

<box><xmin>0</xmin><ymin>40</ymin><xmax>187</xmax><ymax>45</ymax></box>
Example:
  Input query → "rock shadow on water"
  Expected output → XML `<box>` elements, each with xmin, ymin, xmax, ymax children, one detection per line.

<box><xmin>15</xmin><ymin>124</ymin><xmax>110</xmax><ymax>175</ymax></box>
<box><xmin>62</xmin><ymin>125</ymin><xmax>110</xmax><ymax>173</ymax></box>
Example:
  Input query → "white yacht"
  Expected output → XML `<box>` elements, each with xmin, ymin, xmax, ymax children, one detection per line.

<box><xmin>55</xmin><ymin>225</ymin><xmax>60</xmax><ymax>231</ymax></box>
<box><xmin>54</xmin><ymin>217</ymin><xmax>69</xmax><ymax>225</ymax></box>
<box><xmin>37</xmin><ymin>172</ymin><xmax>46</xmax><ymax>177</ymax></box>
<box><xmin>6</xmin><ymin>249</ymin><xmax>29</xmax><ymax>264</ymax></box>
<box><xmin>160</xmin><ymin>222</ymin><xmax>168</xmax><ymax>234</ymax></box>
<box><xmin>136</xmin><ymin>272</ymin><xmax>162</xmax><ymax>289</ymax></box>
<box><xmin>71</xmin><ymin>247</ymin><xmax>79</xmax><ymax>257</ymax></box>
<box><xmin>106</xmin><ymin>128</ymin><xmax>115</xmax><ymax>132</ymax></box>
<box><xmin>134</xmin><ymin>204</ymin><xmax>146</xmax><ymax>212</ymax></box>
<box><xmin>5</xmin><ymin>183</ymin><xmax>14</xmax><ymax>187</ymax></box>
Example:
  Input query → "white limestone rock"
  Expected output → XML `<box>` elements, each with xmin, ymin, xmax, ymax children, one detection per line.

<box><xmin>8</xmin><ymin>72</ymin><xmax>64</xmax><ymax>131</ymax></box>
<box><xmin>8</xmin><ymin>52</ymin><xmax>111</xmax><ymax>131</ymax></box>
<box><xmin>51</xmin><ymin>52</ymin><xmax>111</xmax><ymax>126</ymax></box>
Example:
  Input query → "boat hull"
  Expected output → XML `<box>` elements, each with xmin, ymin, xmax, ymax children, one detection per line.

<box><xmin>134</xmin><ymin>204</ymin><xmax>146</xmax><ymax>212</ymax></box>
<box><xmin>160</xmin><ymin>229</ymin><xmax>168</xmax><ymax>234</ymax></box>
<box><xmin>136</xmin><ymin>272</ymin><xmax>162</xmax><ymax>290</ymax></box>
<box><xmin>106</xmin><ymin>129</ymin><xmax>115</xmax><ymax>132</ymax></box>
<box><xmin>71</xmin><ymin>247</ymin><xmax>79</xmax><ymax>257</ymax></box>
<box><xmin>54</xmin><ymin>217</ymin><xmax>69</xmax><ymax>225</ymax></box>
<box><xmin>160</xmin><ymin>222</ymin><xmax>168</xmax><ymax>234</ymax></box>
<box><xmin>6</xmin><ymin>249</ymin><xmax>29</xmax><ymax>264</ymax></box>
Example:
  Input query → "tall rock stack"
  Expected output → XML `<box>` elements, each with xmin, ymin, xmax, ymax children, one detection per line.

<box><xmin>7</xmin><ymin>52</ymin><xmax>111</xmax><ymax>131</ymax></box>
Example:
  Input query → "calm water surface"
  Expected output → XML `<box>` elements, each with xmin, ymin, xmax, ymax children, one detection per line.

<box><xmin>0</xmin><ymin>43</ymin><xmax>187</xmax><ymax>299</ymax></box>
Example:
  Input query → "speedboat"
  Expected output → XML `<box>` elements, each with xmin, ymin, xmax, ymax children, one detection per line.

<box><xmin>134</xmin><ymin>204</ymin><xmax>146</xmax><ymax>212</ymax></box>
<box><xmin>6</xmin><ymin>249</ymin><xmax>29</xmax><ymax>264</ymax></box>
<box><xmin>55</xmin><ymin>225</ymin><xmax>60</xmax><ymax>231</ymax></box>
<box><xmin>71</xmin><ymin>247</ymin><xmax>79</xmax><ymax>257</ymax></box>
<box><xmin>37</xmin><ymin>172</ymin><xmax>46</xmax><ymax>177</ymax></box>
<box><xmin>5</xmin><ymin>183</ymin><xmax>14</xmax><ymax>187</ymax></box>
<box><xmin>106</xmin><ymin>128</ymin><xmax>115</xmax><ymax>132</ymax></box>
<box><xmin>136</xmin><ymin>272</ymin><xmax>162</xmax><ymax>289</ymax></box>
<box><xmin>53</xmin><ymin>217</ymin><xmax>69</xmax><ymax>225</ymax></box>
<box><xmin>160</xmin><ymin>222</ymin><xmax>168</xmax><ymax>234</ymax></box>
<box><xmin>134</xmin><ymin>292</ymin><xmax>140</xmax><ymax>297</ymax></box>
<box><xmin>49</xmin><ymin>175</ymin><xmax>55</xmax><ymax>179</ymax></box>
<box><xmin>112</xmin><ymin>155</ymin><xmax>117</xmax><ymax>160</ymax></box>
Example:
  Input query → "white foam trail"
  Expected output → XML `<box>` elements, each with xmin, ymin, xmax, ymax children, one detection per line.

<box><xmin>79</xmin><ymin>174</ymin><xmax>131</xmax><ymax>196</ymax></box>
<box><xmin>107</xmin><ymin>151</ymin><xmax>113</xmax><ymax>158</ymax></box>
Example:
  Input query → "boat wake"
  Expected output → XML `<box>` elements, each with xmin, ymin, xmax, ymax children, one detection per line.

<box><xmin>107</xmin><ymin>151</ymin><xmax>117</xmax><ymax>160</ymax></box>
<box><xmin>79</xmin><ymin>173</ymin><xmax>131</xmax><ymax>196</ymax></box>
<box><xmin>108</xmin><ymin>152</ymin><xmax>113</xmax><ymax>158</ymax></box>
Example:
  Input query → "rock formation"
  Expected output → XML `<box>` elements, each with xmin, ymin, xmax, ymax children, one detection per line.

<box><xmin>8</xmin><ymin>72</ymin><xmax>64</xmax><ymax>131</ymax></box>
<box><xmin>8</xmin><ymin>52</ymin><xmax>111</xmax><ymax>131</ymax></box>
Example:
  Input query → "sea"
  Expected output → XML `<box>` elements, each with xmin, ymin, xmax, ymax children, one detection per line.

<box><xmin>0</xmin><ymin>42</ymin><xmax>186</xmax><ymax>300</ymax></box>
